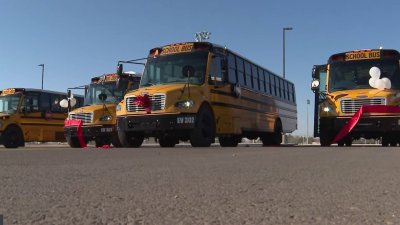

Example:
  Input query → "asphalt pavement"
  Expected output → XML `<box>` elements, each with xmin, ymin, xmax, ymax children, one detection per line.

<box><xmin>1</xmin><ymin>145</ymin><xmax>400</xmax><ymax>225</ymax></box>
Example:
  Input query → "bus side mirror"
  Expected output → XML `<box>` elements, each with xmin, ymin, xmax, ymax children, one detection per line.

<box><xmin>117</xmin><ymin>64</ymin><xmax>123</xmax><ymax>76</ymax></box>
<box><xmin>67</xmin><ymin>89</ymin><xmax>72</xmax><ymax>98</ymax></box>
<box><xmin>312</xmin><ymin>67</ymin><xmax>318</xmax><ymax>79</ymax></box>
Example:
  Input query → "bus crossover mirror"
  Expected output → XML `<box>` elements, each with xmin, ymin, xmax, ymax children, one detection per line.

<box><xmin>182</xmin><ymin>65</ymin><xmax>195</xmax><ymax>77</ymax></box>
<box><xmin>117</xmin><ymin>64</ymin><xmax>123</xmax><ymax>76</ymax></box>
<box><xmin>311</xmin><ymin>79</ymin><xmax>320</xmax><ymax>92</ymax></box>
<box><xmin>312</xmin><ymin>66</ymin><xmax>319</xmax><ymax>79</ymax></box>
<box><xmin>98</xmin><ymin>93</ymin><xmax>107</xmax><ymax>102</ymax></box>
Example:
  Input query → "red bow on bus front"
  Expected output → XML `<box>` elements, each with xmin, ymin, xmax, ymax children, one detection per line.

<box><xmin>134</xmin><ymin>94</ymin><xmax>151</xmax><ymax>114</ymax></box>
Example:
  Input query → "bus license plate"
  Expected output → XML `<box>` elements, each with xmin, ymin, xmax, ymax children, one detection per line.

<box><xmin>177</xmin><ymin>116</ymin><xmax>195</xmax><ymax>124</ymax></box>
<box><xmin>101</xmin><ymin>127</ymin><xmax>113</xmax><ymax>133</ymax></box>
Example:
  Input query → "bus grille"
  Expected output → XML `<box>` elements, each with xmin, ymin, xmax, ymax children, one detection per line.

<box><xmin>69</xmin><ymin>112</ymin><xmax>93</xmax><ymax>124</ymax></box>
<box><xmin>126</xmin><ymin>94</ymin><xmax>166</xmax><ymax>112</ymax></box>
<box><xmin>340</xmin><ymin>98</ymin><xmax>386</xmax><ymax>113</ymax></box>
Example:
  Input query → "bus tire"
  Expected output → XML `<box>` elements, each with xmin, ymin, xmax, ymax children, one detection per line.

<box><xmin>66</xmin><ymin>136</ymin><xmax>84</xmax><ymax>148</ymax></box>
<box><xmin>320</xmin><ymin>133</ymin><xmax>333</xmax><ymax>147</ymax></box>
<box><xmin>190</xmin><ymin>105</ymin><xmax>215</xmax><ymax>147</ymax></box>
<box><xmin>111</xmin><ymin>133</ymin><xmax>123</xmax><ymax>148</ymax></box>
<box><xmin>118</xmin><ymin>130</ymin><xmax>144</xmax><ymax>148</ymax></box>
<box><xmin>159</xmin><ymin>137</ymin><xmax>177</xmax><ymax>147</ymax></box>
<box><xmin>219</xmin><ymin>136</ymin><xmax>240</xmax><ymax>147</ymax></box>
<box><xmin>262</xmin><ymin>120</ymin><xmax>282</xmax><ymax>146</ymax></box>
<box><xmin>3</xmin><ymin>126</ymin><xmax>24</xmax><ymax>148</ymax></box>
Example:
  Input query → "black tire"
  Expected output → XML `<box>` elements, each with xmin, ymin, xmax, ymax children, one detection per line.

<box><xmin>111</xmin><ymin>133</ymin><xmax>123</xmax><ymax>148</ymax></box>
<box><xmin>338</xmin><ymin>141</ymin><xmax>345</xmax><ymax>147</ymax></box>
<box><xmin>118</xmin><ymin>130</ymin><xmax>144</xmax><ymax>148</ymax></box>
<box><xmin>345</xmin><ymin>138</ymin><xmax>353</xmax><ymax>147</ymax></box>
<box><xmin>320</xmin><ymin>130</ymin><xmax>334</xmax><ymax>147</ymax></box>
<box><xmin>159</xmin><ymin>137</ymin><xmax>177</xmax><ymax>147</ymax></box>
<box><xmin>219</xmin><ymin>136</ymin><xmax>240</xmax><ymax>147</ymax></box>
<box><xmin>382</xmin><ymin>136</ymin><xmax>389</xmax><ymax>147</ymax></box>
<box><xmin>66</xmin><ymin>136</ymin><xmax>85</xmax><ymax>148</ymax></box>
<box><xmin>261</xmin><ymin>120</ymin><xmax>282</xmax><ymax>146</ymax></box>
<box><xmin>3</xmin><ymin>126</ymin><xmax>24</xmax><ymax>148</ymax></box>
<box><xmin>190</xmin><ymin>105</ymin><xmax>215</xmax><ymax>147</ymax></box>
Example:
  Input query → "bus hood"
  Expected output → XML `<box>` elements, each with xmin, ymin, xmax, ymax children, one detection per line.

<box><xmin>69</xmin><ymin>103</ymin><xmax>116</xmax><ymax>115</ymax></box>
<box><xmin>131</xmin><ymin>84</ymin><xmax>201</xmax><ymax>96</ymax></box>
<box><xmin>0</xmin><ymin>113</ymin><xmax>10</xmax><ymax>119</ymax></box>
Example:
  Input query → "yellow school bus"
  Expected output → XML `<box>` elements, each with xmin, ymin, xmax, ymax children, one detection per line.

<box><xmin>116</xmin><ymin>42</ymin><xmax>297</xmax><ymax>147</ymax></box>
<box><xmin>311</xmin><ymin>49</ymin><xmax>400</xmax><ymax>146</ymax></box>
<box><xmin>64</xmin><ymin>72</ymin><xmax>141</xmax><ymax>147</ymax></box>
<box><xmin>0</xmin><ymin>88</ymin><xmax>83</xmax><ymax>148</ymax></box>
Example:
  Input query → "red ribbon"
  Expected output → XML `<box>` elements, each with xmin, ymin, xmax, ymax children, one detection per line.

<box><xmin>333</xmin><ymin>105</ymin><xmax>400</xmax><ymax>143</ymax></box>
<box><xmin>134</xmin><ymin>94</ymin><xmax>151</xmax><ymax>114</ymax></box>
<box><xmin>64</xmin><ymin>119</ymin><xmax>87</xmax><ymax>148</ymax></box>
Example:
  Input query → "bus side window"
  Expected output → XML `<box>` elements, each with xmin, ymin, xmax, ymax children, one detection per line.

<box><xmin>209</xmin><ymin>54</ymin><xmax>224</xmax><ymax>85</ymax></box>
<box><xmin>51</xmin><ymin>94</ymin><xmax>62</xmax><ymax>113</ymax></box>
<box><xmin>40</xmin><ymin>92</ymin><xmax>51</xmax><ymax>112</ymax></box>
<box><xmin>24</xmin><ymin>93</ymin><xmax>39</xmax><ymax>113</ymax></box>
<box><xmin>227</xmin><ymin>53</ymin><xmax>237</xmax><ymax>84</ymax></box>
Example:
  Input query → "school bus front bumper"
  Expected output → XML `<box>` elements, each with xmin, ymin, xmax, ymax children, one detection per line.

<box><xmin>64</xmin><ymin>125</ymin><xmax>116</xmax><ymax>141</ymax></box>
<box><xmin>117</xmin><ymin>114</ymin><xmax>197</xmax><ymax>133</ymax></box>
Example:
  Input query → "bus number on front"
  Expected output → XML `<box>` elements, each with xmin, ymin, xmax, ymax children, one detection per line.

<box><xmin>177</xmin><ymin>116</ymin><xmax>195</xmax><ymax>124</ymax></box>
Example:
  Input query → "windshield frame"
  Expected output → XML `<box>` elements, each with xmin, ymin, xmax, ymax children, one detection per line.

<box><xmin>328</xmin><ymin>58</ymin><xmax>400</xmax><ymax>92</ymax></box>
<box><xmin>140</xmin><ymin>51</ymin><xmax>209</xmax><ymax>88</ymax></box>
<box><xmin>0</xmin><ymin>93</ymin><xmax>21</xmax><ymax>114</ymax></box>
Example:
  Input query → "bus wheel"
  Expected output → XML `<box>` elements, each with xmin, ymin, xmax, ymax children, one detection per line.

<box><xmin>190</xmin><ymin>106</ymin><xmax>215</xmax><ymax>147</ymax></box>
<box><xmin>118</xmin><ymin>130</ymin><xmax>144</xmax><ymax>148</ymax></box>
<box><xmin>320</xmin><ymin>133</ymin><xmax>333</xmax><ymax>147</ymax></box>
<box><xmin>219</xmin><ymin>136</ymin><xmax>240</xmax><ymax>147</ymax></box>
<box><xmin>159</xmin><ymin>137</ymin><xmax>177</xmax><ymax>147</ymax></box>
<box><xmin>66</xmin><ymin>136</ymin><xmax>85</xmax><ymax>148</ymax></box>
<box><xmin>272</xmin><ymin>120</ymin><xmax>283</xmax><ymax>145</ymax></box>
<box><xmin>382</xmin><ymin>136</ymin><xmax>390</xmax><ymax>147</ymax></box>
<box><xmin>111</xmin><ymin>133</ymin><xmax>123</xmax><ymax>148</ymax></box>
<box><xmin>345</xmin><ymin>138</ymin><xmax>353</xmax><ymax>147</ymax></box>
<box><xmin>338</xmin><ymin>141</ymin><xmax>345</xmax><ymax>147</ymax></box>
<box><xmin>3</xmin><ymin>126</ymin><xmax>23</xmax><ymax>148</ymax></box>
<box><xmin>262</xmin><ymin>120</ymin><xmax>283</xmax><ymax>146</ymax></box>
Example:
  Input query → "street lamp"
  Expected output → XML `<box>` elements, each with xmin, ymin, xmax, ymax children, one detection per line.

<box><xmin>38</xmin><ymin>64</ymin><xmax>44</xmax><ymax>90</ymax></box>
<box><xmin>306</xmin><ymin>99</ymin><xmax>310</xmax><ymax>144</ymax></box>
<box><xmin>282</xmin><ymin>27</ymin><xmax>293</xmax><ymax>79</ymax></box>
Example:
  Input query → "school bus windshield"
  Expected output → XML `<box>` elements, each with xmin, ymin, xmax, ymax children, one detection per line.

<box><xmin>328</xmin><ymin>59</ymin><xmax>400</xmax><ymax>92</ymax></box>
<box><xmin>141</xmin><ymin>51</ymin><xmax>208</xmax><ymax>87</ymax></box>
<box><xmin>84</xmin><ymin>81</ymin><xmax>128</xmax><ymax>105</ymax></box>
<box><xmin>0</xmin><ymin>94</ymin><xmax>21</xmax><ymax>114</ymax></box>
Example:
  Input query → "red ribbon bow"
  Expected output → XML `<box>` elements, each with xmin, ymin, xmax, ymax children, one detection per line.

<box><xmin>134</xmin><ymin>94</ymin><xmax>151</xmax><ymax>113</ymax></box>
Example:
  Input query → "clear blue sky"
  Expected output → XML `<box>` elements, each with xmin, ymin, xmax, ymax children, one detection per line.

<box><xmin>1</xmin><ymin>0</ymin><xmax>399</xmax><ymax>136</ymax></box>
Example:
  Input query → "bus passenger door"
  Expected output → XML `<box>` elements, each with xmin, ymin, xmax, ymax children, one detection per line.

<box><xmin>311</xmin><ymin>64</ymin><xmax>327</xmax><ymax>137</ymax></box>
<box><xmin>20</xmin><ymin>93</ymin><xmax>42</xmax><ymax>141</ymax></box>
<box><xmin>209</xmin><ymin>53</ymin><xmax>233</xmax><ymax>134</ymax></box>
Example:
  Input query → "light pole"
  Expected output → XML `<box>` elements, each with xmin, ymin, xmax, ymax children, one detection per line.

<box><xmin>38</xmin><ymin>64</ymin><xmax>45</xmax><ymax>90</ymax></box>
<box><xmin>306</xmin><ymin>99</ymin><xmax>310</xmax><ymax>144</ymax></box>
<box><xmin>282</xmin><ymin>27</ymin><xmax>293</xmax><ymax>79</ymax></box>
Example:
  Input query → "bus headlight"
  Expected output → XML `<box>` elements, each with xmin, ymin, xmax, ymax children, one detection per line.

<box><xmin>175</xmin><ymin>100</ymin><xmax>195</xmax><ymax>109</ymax></box>
<box><xmin>99</xmin><ymin>115</ymin><xmax>113</xmax><ymax>121</ymax></box>
<box><xmin>116</xmin><ymin>104</ymin><xmax>121</xmax><ymax>112</ymax></box>
<box><xmin>323</xmin><ymin>106</ymin><xmax>332</xmax><ymax>112</ymax></box>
